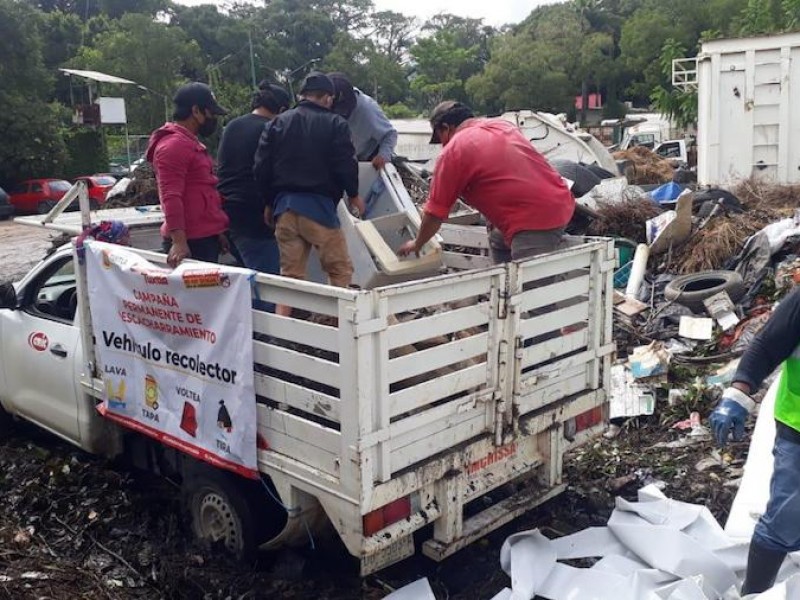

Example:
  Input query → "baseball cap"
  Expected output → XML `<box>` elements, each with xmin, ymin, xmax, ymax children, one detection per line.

<box><xmin>173</xmin><ymin>82</ymin><xmax>228</xmax><ymax>115</ymax></box>
<box><xmin>429</xmin><ymin>101</ymin><xmax>474</xmax><ymax>143</ymax></box>
<box><xmin>299</xmin><ymin>72</ymin><xmax>335</xmax><ymax>96</ymax></box>
<box><xmin>328</xmin><ymin>72</ymin><xmax>357</xmax><ymax>117</ymax></box>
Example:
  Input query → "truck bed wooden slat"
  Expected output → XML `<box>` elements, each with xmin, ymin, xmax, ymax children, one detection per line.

<box><xmin>519</xmin><ymin>274</ymin><xmax>590</xmax><ymax>313</ymax></box>
<box><xmin>255</xmin><ymin>372</ymin><xmax>341</xmax><ymax>422</ymax></box>
<box><xmin>387</xmin><ymin>332</ymin><xmax>488</xmax><ymax>385</ymax></box>
<box><xmin>389</xmin><ymin>362</ymin><xmax>489</xmax><ymax>418</ymax></box>
<box><xmin>386</xmin><ymin>303</ymin><xmax>489</xmax><ymax>350</ymax></box>
<box><xmin>253</xmin><ymin>340</ymin><xmax>340</xmax><ymax>390</ymax></box>
<box><xmin>518</xmin><ymin>302</ymin><xmax>590</xmax><ymax>339</ymax></box>
<box><xmin>520</xmin><ymin>329</ymin><xmax>589</xmax><ymax>369</ymax></box>
<box><xmin>252</xmin><ymin>311</ymin><xmax>339</xmax><ymax>353</ymax></box>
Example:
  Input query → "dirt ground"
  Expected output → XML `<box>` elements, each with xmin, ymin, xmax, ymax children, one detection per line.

<box><xmin>0</xmin><ymin>219</ymin><xmax>741</xmax><ymax>600</ymax></box>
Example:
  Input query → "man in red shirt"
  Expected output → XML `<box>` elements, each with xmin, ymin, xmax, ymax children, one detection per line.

<box><xmin>397</xmin><ymin>101</ymin><xmax>575</xmax><ymax>263</ymax></box>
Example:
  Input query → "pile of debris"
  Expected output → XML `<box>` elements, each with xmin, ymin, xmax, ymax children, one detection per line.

<box><xmin>612</xmin><ymin>146</ymin><xmax>674</xmax><ymax>185</ymax></box>
<box><xmin>102</xmin><ymin>162</ymin><xmax>159</xmax><ymax>209</ymax></box>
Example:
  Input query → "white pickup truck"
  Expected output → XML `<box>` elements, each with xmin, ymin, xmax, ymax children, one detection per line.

<box><xmin>0</xmin><ymin>179</ymin><xmax>615</xmax><ymax>575</ymax></box>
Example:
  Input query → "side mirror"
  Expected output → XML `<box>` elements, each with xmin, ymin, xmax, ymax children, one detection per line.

<box><xmin>0</xmin><ymin>282</ymin><xmax>18</xmax><ymax>309</ymax></box>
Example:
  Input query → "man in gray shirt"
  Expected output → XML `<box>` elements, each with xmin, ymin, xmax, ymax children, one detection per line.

<box><xmin>328</xmin><ymin>72</ymin><xmax>398</xmax><ymax>170</ymax></box>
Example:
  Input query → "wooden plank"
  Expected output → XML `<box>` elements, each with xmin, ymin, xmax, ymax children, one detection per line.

<box><xmin>518</xmin><ymin>349</ymin><xmax>595</xmax><ymax>391</ymax></box>
<box><xmin>259</xmin><ymin>405</ymin><xmax>340</xmax><ymax>453</ymax></box>
<box><xmin>253</xmin><ymin>281</ymin><xmax>342</xmax><ymax>316</ymax></box>
<box><xmin>387</xmin><ymin>303</ymin><xmax>489</xmax><ymax>349</ymax></box>
<box><xmin>519</xmin><ymin>274</ymin><xmax>590</xmax><ymax>313</ymax></box>
<box><xmin>253</xmin><ymin>339</ymin><xmax>340</xmax><ymax>389</ymax></box>
<box><xmin>255</xmin><ymin>372</ymin><xmax>341</xmax><ymax>422</ymax></box>
<box><xmin>390</xmin><ymin>410</ymin><xmax>489</xmax><ymax>473</ymax></box>
<box><xmin>439</xmin><ymin>224</ymin><xmax>489</xmax><ymax>249</ymax></box>
<box><xmin>252</xmin><ymin>311</ymin><xmax>339</xmax><ymax>353</ymax></box>
<box><xmin>516</xmin><ymin>369</ymin><xmax>593</xmax><ymax>417</ymax></box>
<box><xmin>257</xmin><ymin>405</ymin><xmax>341</xmax><ymax>476</ymax></box>
<box><xmin>389</xmin><ymin>362</ymin><xmax>489</xmax><ymax>417</ymax></box>
<box><xmin>379</xmin><ymin>270</ymin><xmax>499</xmax><ymax>313</ymax></box>
<box><xmin>520</xmin><ymin>329</ymin><xmax>589</xmax><ymax>369</ymax></box>
<box><xmin>442</xmin><ymin>252</ymin><xmax>493</xmax><ymax>272</ymax></box>
<box><xmin>388</xmin><ymin>332</ymin><xmax>489</xmax><ymax>385</ymax></box>
<box><xmin>518</xmin><ymin>302</ymin><xmax>589</xmax><ymax>339</ymax></box>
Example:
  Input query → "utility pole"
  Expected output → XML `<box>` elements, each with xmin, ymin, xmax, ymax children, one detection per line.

<box><xmin>248</xmin><ymin>30</ymin><xmax>257</xmax><ymax>89</ymax></box>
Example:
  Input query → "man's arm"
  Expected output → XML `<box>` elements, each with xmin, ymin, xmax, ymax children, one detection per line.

<box><xmin>733</xmin><ymin>288</ymin><xmax>800</xmax><ymax>394</ymax></box>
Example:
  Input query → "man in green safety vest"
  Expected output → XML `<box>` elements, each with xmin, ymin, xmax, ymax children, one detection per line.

<box><xmin>710</xmin><ymin>287</ymin><xmax>800</xmax><ymax>594</ymax></box>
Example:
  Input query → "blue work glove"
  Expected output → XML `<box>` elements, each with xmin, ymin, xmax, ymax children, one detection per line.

<box><xmin>709</xmin><ymin>387</ymin><xmax>755</xmax><ymax>446</ymax></box>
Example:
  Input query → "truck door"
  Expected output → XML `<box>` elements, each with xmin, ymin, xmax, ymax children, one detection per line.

<box><xmin>0</xmin><ymin>254</ymin><xmax>82</xmax><ymax>442</ymax></box>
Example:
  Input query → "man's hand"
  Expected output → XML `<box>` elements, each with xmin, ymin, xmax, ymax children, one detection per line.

<box><xmin>218</xmin><ymin>233</ymin><xmax>230</xmax><ymax>255</ymax></box>
<box><xmin>264</xmin><ymin>206</ymin><xmax>274</xmax><ymax>227</ymax></box>
<box><xmin>397</xmin><ymin>240</ymin><xmax>419</xmax><ymax>257</ymax></box>
<box><xmin>349</xmin><ymin>195</ymin><xmax>366</xmax><ymax>219</ymax></box>
<box><xmin>372</xmin><ymin>155</ymin><xmax>387</xmax><ymax>170</ymax></box>
<box><xmin>709</xmin><ymin>387</ymin><xmax>755</xmax><ymax>446</ymax></box>
<box><xmin>167</xmin><ymin>240</ymin><xmax>191</xmax><ymax>268</ymax></box>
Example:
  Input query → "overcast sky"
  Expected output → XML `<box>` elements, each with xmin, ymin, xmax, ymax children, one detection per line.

<box><xmin>173</xmin><ymin>0</ymin><xmax>558</xmax><ymax>27</ymax></box>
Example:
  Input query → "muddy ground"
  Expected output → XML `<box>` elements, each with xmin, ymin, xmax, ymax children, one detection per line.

<box><xmin>0</xmin><ymin>219</ymin><xmax>743</xmax><ymax>599</ymax></box>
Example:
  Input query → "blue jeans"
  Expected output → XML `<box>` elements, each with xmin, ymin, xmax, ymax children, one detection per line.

<box><xmin>753</xmin><ymin>425</ymin><xmax>800</xmax><ymax>553</ymax></box>
<box><xmin>228</xmin><ymin>230</ymin><xmax>279</xmax><ymax>313</ymax></box>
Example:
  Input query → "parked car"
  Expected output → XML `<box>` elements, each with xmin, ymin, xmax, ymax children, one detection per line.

<box><xmin>74</xmin><ymin>175</ymin><xmax>116</xmax><ymax>206</ymax></box>
<box><xmin>8</xmin><ymin>179</ymin><xmax>73</xmax><ymax>215</ymax></box>
<box><xmin>0</xmin><ymin>187</ymin><xmax>13</xmax><ymax>220</ymax></box>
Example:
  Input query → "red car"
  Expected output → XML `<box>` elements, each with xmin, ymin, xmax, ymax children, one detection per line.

<box><xmin>8</xmin><ymin>179</ymin><xmax>73</xmax><ymax>214</ymax></box>
<box><xmin>74</xmin><ymin>175</ymin><xmax>116</xmax><ymax>206</ymax></box>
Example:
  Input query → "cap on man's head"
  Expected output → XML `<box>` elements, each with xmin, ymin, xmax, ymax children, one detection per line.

<box><xmin>327</xmin><ymin>72</ymin><xmax>357</xmax><ymax>117</ymax></box>
<box><xmin>299</xmin><ymin>72</ymin><xmax>335</xmax><ymax>96</ymax></box>
<box><xmin>429</xmin><ymin>101</ymin><xmax>474</xmax><ymax>143</ymax></box>
<box><xmin>173</xmin><ymin>82</ymin><xmax>228</xmax><ymax>115</ymax></box>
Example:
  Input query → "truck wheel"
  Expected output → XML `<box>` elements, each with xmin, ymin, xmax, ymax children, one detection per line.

<box><xmin>182</xmin><ymin>464</ymin><xmax>284</xmax><ymax>560</ymax></box>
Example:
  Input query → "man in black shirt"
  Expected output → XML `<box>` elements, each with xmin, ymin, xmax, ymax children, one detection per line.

<box><xmin>217</xmin><ymin>82</ymin><xmax>291</xmax><ymax>276</ymax></box>
<box><xmin>253</xmin><ymin>72</ymin><xmax>363</xmax><ymax>316</ymax></box>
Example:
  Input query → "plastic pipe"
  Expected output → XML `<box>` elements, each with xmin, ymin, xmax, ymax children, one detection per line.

<box><xmin>625</xmin><ymin>243</ymin><xmax>649</xmax><ymax>300</ymax></box>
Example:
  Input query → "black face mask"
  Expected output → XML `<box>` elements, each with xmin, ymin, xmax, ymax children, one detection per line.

<box><xmin>198</xmin><ymin>115</ymin><xmax>218</xmax><ymax>137</ymax></box>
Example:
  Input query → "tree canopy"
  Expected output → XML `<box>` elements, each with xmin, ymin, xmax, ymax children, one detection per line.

<box><xmin>4</xmin><ymin>0</ymin><xmax>800</xmax><ymax>186</ymax></box>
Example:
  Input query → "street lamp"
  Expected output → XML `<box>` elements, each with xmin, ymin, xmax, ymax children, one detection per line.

<box><xmin>283</xmin><ymin>58</ymin><xmax>322</xmax><ymax>99</ymax></box>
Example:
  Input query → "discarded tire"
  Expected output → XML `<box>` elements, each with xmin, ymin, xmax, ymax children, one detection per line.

<box><xmin>664</xmin><ymin>270</ymin><xmax>745</xmax><ymax>312</ymax></box>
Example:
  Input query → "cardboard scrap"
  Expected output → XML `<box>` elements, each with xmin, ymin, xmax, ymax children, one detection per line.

<box><xmin>679</xmin><ymin>316</ymin><xmax>714</xmax><ymax>340</ymax></box>
<box><xmin>647</xmin><ymin>193</ymin><xmax>693</xmax><ymax>255</ymax></box>
<box><xmin>610</xmin><ymin>365</ymin><xmax>656</xmax><ymax>419</ymax></box>
<box><xmin>629</xmin><ymin>342</ymin><xmax>670</xmax><ymax>379</ymax></box>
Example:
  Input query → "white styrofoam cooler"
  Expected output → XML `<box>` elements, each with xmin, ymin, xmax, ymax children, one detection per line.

<box><xmin>306</xmin><ymin>162</ymin><xmax>442</xmax><ymax>289</ymax></box>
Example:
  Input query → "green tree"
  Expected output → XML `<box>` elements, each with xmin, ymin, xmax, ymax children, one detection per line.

<box><xmin>369</xmin><ymin>10</ymin><xmax>416</xmax><ymax>62</ymax></box>
<box><xmin>0</xmin><ymin>0</ymin><xmax>68</xmax><ymax>185</ymax></box>
<box><xmin>73</xmin><ymin>13</ymin><xmax>204</xmax><ymax>132</ymax></box>
<box><xmin>650</xmin><ymin>38</ymin><xmax>698</xmax><ymax>127</ymax></box>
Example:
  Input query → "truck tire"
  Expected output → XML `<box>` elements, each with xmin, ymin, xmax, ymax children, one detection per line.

<box><xmin>664</xmin><ymin>270</ymin><xmax>745</xmax><ymax>312</ymax></box>
<box><xmin>182</xmin><ymin>463</ymin><xmax>285</xmax><ymax>560</ymax></box>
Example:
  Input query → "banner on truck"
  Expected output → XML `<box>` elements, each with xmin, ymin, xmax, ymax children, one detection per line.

<box><xmin>85</xmin><ymin>241</ymin><xmax>257</xmax><ymax>478</ymax></box>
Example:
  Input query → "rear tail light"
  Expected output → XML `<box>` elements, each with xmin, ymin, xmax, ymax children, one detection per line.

<box><xmin>363</xmin><ymin>494</ymin><xmax>418</xmax><ymax>536</ymax></box>
<box><xmin>564</xmin><ymin>405</ymin><xmax>605</xmax><ymax>440</ymax></box>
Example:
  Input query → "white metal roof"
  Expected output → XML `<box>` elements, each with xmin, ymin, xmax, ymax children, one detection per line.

<box><xmin>59</xmin><ymin>68</ymin><xmax>136</xmax><ymax>85</ymax></box>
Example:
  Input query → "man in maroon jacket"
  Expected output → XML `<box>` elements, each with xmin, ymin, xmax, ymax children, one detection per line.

<box><xmin>146</xmin><ymin>82</ymin><xmax>230</xmax><ymax>267</ymax></box>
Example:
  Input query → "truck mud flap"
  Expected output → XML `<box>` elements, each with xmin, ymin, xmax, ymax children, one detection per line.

<box><xmin>421</xmin><ymin>482</ymin><xmax>566</xmax><ymax>561</ymax></box>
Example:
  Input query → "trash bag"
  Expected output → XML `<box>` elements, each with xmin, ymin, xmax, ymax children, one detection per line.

<box><xmin>731</xmin><ymin>231</ymin><xmax>772</xmax><ymax>307</ymax></box>
<box><xmin>550</xmin><ymin>159</ymin><xmax>602</xmax><ymax>197</ymax></box>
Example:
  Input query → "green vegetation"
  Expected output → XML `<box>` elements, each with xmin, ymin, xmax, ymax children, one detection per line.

<box><xmin>4</xmin><ymin>0</ymin><xmax>800</xmax><ymax>187</ymax></box>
